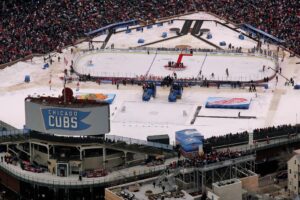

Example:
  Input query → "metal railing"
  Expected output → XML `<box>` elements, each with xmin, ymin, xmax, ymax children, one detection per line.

<box><xmin>0</xmin><ymin>159</ymin><xmax>166</xmax><ymax>188</ymax></box>
<box><xmin>215</xmin><ymin>133</ymin><xmax>300</xmax><ymax>152</ymax></box>
<box><xmin>106</xmin><ymin>135</ymin><xmax>173</xmax><ymax>150</ymax></box>
<box><xmin>0</xmin><ymin>129</ymin><xmax>29</xmax><ymax>136</ymax></box>
<box><xmin>73</xmin><ymin>48</ymin><xmax>278</xmax><ymax>83</ymax></box>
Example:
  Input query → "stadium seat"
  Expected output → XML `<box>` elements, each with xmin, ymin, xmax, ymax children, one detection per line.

<box><xmin>207</xmin><ymin>33</ymin><xmax>212</xmax><ymax>39</ymax></box>
<box><xmin>239</xmin><ymin>34</ymin><xmax>245</xmax><ymax>40</ymax></box>
<box><xmin>219</xmin><ymin>41</ymin><xmax>226</xmax><ymax>46</ymax></box>
<box><xmin>24</xmin><ymin>75</ymin><xmax>31</xmax><ymax>83</ymax></box>
<box><xmin>138</xmin><ymin>39</ymin><xmax>145</xmax><ymax>43</ymax></box>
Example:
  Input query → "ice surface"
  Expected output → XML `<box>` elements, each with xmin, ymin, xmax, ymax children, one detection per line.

<box><xmin>75</xmin><ymin>50</ymin><xmax>275</xmax><ymax>81</ymax></box>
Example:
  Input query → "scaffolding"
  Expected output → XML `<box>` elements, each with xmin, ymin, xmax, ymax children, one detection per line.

<box><xmin>175</xmin><ymin>154</ymin><xmax>256</xmax><ymax>192</ymax></box>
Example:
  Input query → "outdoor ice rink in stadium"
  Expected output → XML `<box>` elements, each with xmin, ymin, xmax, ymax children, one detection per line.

<box><xmin>1</xmin><ymin>12</ymin><xmax>300</xmax><ymax>144</ymax></box>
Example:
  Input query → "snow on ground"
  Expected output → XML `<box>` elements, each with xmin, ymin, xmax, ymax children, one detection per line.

<box><xmin>0</xmin><ymin>61</ymin><xmax>43</xmax><ymax>88</ymax></box>
<box><xmin>112</xmin><ymin>101</ymin><xmax>195</xmax><ymax>125</ymax></box>
<box><xmin>147</xmin><ymin>34</ymin><xmax>215</xmax><ymax>49</ymax></box>
<box><xmin>102</xmin><ymin>14</ymin><xmax>257</xmax><ymax>50</ymax></box>
<box><xmin>0</xmin><ymin>82</ymin><xmax>276</xmax><ymax>143</ymax></box>
<box><xmin>0</xmin><ymin>12</ymin><xmax>299</xmax><ymax>144</ymax></box>
<box><xmin>106</xmin><ymin>20</ymin><xmax>184</xmax><ymax>49</ymax></box>
<box><xmin>177</xmin><ymin>12</ymin><xmax>221</xmax><ymax>21</ymax></box>
<box><xmin>75</xmin><ymin>50</ymin><xmax>275</xmax><ymax>81</ymax></box>
<box><xmin>200</xmin><ymin>21</ymin><xmax>257</xmax><ymax>49</ymax></box>
<box><xmin>109</xmin><ymin>87</ymin><xmax>274</xmax><ymax>142</ymax></box>
<box><xmin>273</xmin><ymin>90</ymin><xmax>300</xmax><ymax>126</ymax></box>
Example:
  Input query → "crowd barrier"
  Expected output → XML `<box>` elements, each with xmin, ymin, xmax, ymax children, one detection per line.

<box><xmin>73</xmin><ymin>47</ymin><xmax>279</xmax><ymax>84</ymax></box>
<box><xmin>106</xmin><ymin>135</ymin><xmax>173</xmax><ymax>150</ymax></box>
<box><xmin>0</xmin><ymin>157</ymin><xmax>167</xmax><ymax>187</ymax></box>
<box><xmin>0</xmin><ymin>129</ymin><xmax>29</xmax><ymax>137</ymax></box>
<box><xmin>241</xmin><ymin>24</ymin><xmax>285</xmax><ymax>44</ymax></box>
<box><xmin>85</xmin><ymin>19</ymin><xmax>138</xmax><ymax>36</ymax></box>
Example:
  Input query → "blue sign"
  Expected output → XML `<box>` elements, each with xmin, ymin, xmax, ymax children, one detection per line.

<box><xmin>41</xmin><ymin>108</ymin><xmax>91</xmax><ymax>131</ymax></box>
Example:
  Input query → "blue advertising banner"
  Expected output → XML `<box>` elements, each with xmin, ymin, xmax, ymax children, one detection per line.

<box><xmin>41</xmin><ymin>108</ymin><xmax>91</xmax><ymax>131</ymax></box>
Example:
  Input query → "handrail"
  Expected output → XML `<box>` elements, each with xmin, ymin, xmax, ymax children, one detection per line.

<box><xmin>73</xmin><ymin>48</ymin><xmax>278</xmax><ymax>83</ymax></box>
<box><xmin>0</xmin><ymin>157</ymin><xmax>166</xmax><ymax>187</ymax></box>
<box><xmin>106</xmin><ymin>135</ymin><xmax>173</xmax><ymax>150</ymax></box>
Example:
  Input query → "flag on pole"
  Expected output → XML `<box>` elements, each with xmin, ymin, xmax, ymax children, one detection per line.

<box><xmin>64</xmin><ymin>57</ymin><xmax>68</xmax><ymax>66</ymax></box>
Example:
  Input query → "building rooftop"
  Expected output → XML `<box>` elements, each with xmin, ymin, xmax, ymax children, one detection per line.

<box><xmin>107</xmin><ymin>176</ymin><xmax>194</xmax><ymax>200</ymax></box>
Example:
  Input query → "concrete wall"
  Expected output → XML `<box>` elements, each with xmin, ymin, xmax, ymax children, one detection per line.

<box><xmin>288</xmin><ymin>155</ymin><xmax>299</xmax><ymax>195</ymax></box>
<box><xmin>48</xmin><ymin>159</ymin><xmax>57</xmax><ymax>174</ymax></box>
<box><xmin>82</xmin><ymin>157</ymin><xmax>102</xmax><ymax>170</ymax></box>
<box><xmin>175</xmin><ymin>178</ymin><xmax>194</xmax><ymax>190</ymax></box>
<box><xmin>105</xmin><ymin>153</ymin><xmax>125</xmax><ymax>169</ymax></box>
<box><xmin>213</xmin><ymin>179</ymin><xmax>242</xmax><ymax>200</ymax></box>
<box><xmin>105</xmin><ymin>188</ymin><xmax>123</xmax><ymax>200</ymax></box>
<box><xmin>0</xmin><ymin>169</ymin><xmax>20</xmax><ymax>193</ymax></box>
<box><xmin>240</xmin><ymin>175</ymin><xmax>259</xmax><ymax>192</ymax></box>
<box><xmin>83</xmin><ymin>152</ymin><xmax>124</xmax><ymax>170</ymax></box>
<box><xmin>207</xmin><ymin>191</ymin><xmax>220</xmax><ymax>200</ymax></box>
<box><xmin>32</xmin><ymin>149</ymin><xmax>48</xmax><ymax>167</ymax></box>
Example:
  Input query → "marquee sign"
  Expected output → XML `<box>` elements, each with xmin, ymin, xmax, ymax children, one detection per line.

<box><xmin>25</xmin><ymin>101</ymin><xmax>110</xmax><ymax>136</ymax></box>
<box><xmin>41</xmin><ymin>108</ymin><xmax>91</xmax><ymax>131</ymax></box>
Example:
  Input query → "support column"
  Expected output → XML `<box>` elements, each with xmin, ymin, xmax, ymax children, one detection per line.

<box><xmin>90</xmin><ymin>187</ymin><xmax>94</xmax><ymax>200</ymax></box>
<box><xmin>53</xmin><ymin>188</ymin><xmax>58</xmax><ymax>200</ymax></box>
<box><xmin>79</xmin><ymin>149</ymin><xmax>82</xmax><ymax>160</ymax></box>
<box><xmin>201</xmin><ymin>172</ymin><xmax>206</xmax><ymax>193</ymax></box>
<box><xmin>124</xmin><ymin>151</ymin><xmax>127</xmax><ymax>166</ymax></box>
<box><xmin>65</xmin><ymin>188</ymin><xmax>69</xmax><ymax>200</ymax></box>
<box><xmin>47</xmin><ymin>145</ymin><xmax>50</xmax><ymax>160</ymax></box>
<box><xmin>29</xmin><ymin>142</ymin><xmax>32</xmax><ymax>163</ymax></box>
<box><xmin>82</xmin><ymin>150</ymin><xmax>85</xmax><ymax>172</ymax></box>
<box><xmin>235</xmin><ymin>164</ymin><xmax>237</xmax><ymax>178</ymax></box>
<box><xmin>103</xmin><ymin>147</ymin><xmax>106</xmax><ymax>169</ymax></box>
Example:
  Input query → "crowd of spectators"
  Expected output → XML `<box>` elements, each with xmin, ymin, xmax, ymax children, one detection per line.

<box><xmin>195</xmin><ymin>0</ymin><xmax>300</xmax><ymax>55</ymax></box>
<box><xmin>205</xmin><ymin>131</ymin><xmax>249</xmax><ymax>147</ymax></box>
<box><xmin>1</xmin><ymin>0</ymin><xmax>299</xmax><ymax>65</ymax></box>
<box><xmin>253</xmin><ymin>124</ymin><xmax>300</xmax><ymax>140</ymax></box>
<box><xmin>205</xmin><ymin>124</ymin><xmax>300</xmax><ymax>147</ymax></box>
<box><xmin>169</xmin><ymin>150</ymin><xmax>252</xmax><ymax>168</ymax></box>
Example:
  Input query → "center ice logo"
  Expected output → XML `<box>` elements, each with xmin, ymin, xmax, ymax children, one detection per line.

<box><xmin>42</xmin><ymin>108</ymin><xmax>91</xmax><ymax>131</ymax></box>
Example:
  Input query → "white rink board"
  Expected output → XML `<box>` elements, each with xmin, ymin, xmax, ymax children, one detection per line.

<box><xmin>75</xmin><ymin>51</ymin><xmax>275</xmax><ymax>81</ymax></box>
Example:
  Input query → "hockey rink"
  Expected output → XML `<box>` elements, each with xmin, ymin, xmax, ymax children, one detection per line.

<box><xmin>75</xmin><ymin>50</ymin><xmax>276</xmax><ymax>81</ymax></box>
